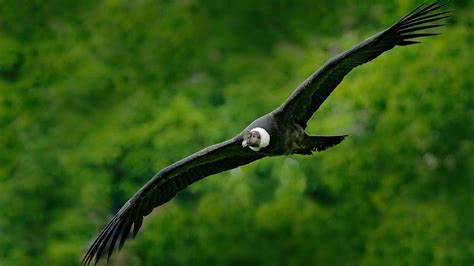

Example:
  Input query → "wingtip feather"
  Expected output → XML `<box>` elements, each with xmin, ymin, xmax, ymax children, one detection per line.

<box><xmin>393</xmin><ymin>1</ymin><xmax>450</xmax><ymax>47</ymax></box>
<box><xmin>398</xmin><ymin>40</ymin><xmax>422</xmax><ymax>46</ymax></box>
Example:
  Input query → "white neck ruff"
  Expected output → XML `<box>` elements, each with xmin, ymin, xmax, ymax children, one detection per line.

<box><xmin>249</xmin><ymin>127</ymin><xmax>270</xmax><ymax>151</ymax></box>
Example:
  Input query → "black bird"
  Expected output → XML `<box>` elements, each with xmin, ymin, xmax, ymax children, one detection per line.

<box><xmin>83</xmin><ymin>2</ymin><xmax>450</xmax><ymax>264</ymax></box>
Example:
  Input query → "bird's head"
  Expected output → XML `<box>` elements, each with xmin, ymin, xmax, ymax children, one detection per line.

<box><xmin>242</xmin><ymin>127</ymin><xmax>270</xmax><ymax>151</ymax></box>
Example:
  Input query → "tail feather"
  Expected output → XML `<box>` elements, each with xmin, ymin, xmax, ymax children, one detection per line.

<box><xmin>306</xmin><ymin>135</ymin><xmax>348</xmax><ymax>152</ymax></box>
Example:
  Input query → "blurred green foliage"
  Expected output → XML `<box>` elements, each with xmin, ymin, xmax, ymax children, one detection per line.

<box><xmin>0</xmin><ymin>0</ymin><xmax>472</xmax><ymax>265</ymax></box>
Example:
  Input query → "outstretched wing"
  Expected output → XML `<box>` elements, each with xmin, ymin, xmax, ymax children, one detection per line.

<box><xmin>275</xmin><ymin>1</ymin><xmax>450</xmax><ymax>128</ymax></box>
<box><xmin>83</xmin><ymin>135</ymin><xmax>263</xmax><ymax>265</ymax></box>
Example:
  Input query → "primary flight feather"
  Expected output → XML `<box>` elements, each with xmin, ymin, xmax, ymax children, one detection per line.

<box><xmin>83</xmin><ymin>2</ymin><xmax>450</xmax><ymax>264</ymax></box>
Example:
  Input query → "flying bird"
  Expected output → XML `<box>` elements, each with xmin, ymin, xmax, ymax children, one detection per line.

<box><xmin>83</xmin><ymin>2</ymin><xmax>450</xmax><ymax>264</ymax></box>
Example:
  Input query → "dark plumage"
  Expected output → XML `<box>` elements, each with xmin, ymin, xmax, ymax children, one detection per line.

<box><xmin>83</xmin><ymin>2</ymin><xmax>450</xmax><ymax>264</ymax></box>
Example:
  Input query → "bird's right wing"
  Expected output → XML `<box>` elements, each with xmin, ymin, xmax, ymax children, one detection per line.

<box><xmin>275</xmin><ymin>1</ymin><xmax>450</xmax><ymax>128</ymax></box>
<box><xmin>83</xmin><ymin>135</ymin><xmax>263</xmax><ymax>265</ymax></box>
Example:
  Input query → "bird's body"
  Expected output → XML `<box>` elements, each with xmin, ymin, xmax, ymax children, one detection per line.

<box><xmin>244</xmin><ymin>112</ymin><xmax>342</xmax><ymax>156</ymax></box>
<box><xmin>243</xmin><ymin>113</ymin><xmax>301</xmax><ymax>156</ymax></box>
<box><xmin>83</xmin><ymin>2</ymin><xmax>451</xmax><ymax>264</ymax></box>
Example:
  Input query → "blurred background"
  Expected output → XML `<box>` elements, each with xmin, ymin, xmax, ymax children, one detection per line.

<box><xmin>0</xmin><ymin>0</ymin><xmax>473</xmax><ymax>265</ymax></box>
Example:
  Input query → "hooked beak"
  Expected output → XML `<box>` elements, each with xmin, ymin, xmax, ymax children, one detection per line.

<box><xmin>242</xmin><ymin>140</ymin><xmax>248</xmax><ymax>147</ymax></box>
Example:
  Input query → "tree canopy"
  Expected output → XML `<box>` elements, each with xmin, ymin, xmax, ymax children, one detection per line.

<box><xmin>0</xmin><ymin>0</ymin><xmax>472</xmax><ymax>265</ymax></box>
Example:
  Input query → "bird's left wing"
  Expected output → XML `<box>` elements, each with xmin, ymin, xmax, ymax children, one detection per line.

<box><xmin>275</xmin><ymin>1</ymin><xmax>450</xmax><ymax>128</ymax></box>
<box><xmin>83</xmin><ymin>135</ymin><xmax>263</xmax><ymax>265</ymax></box>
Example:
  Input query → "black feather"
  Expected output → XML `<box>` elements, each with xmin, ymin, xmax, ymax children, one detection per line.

<box><xmin>398</xmin><ymin>24</ymin><xmax>446</xmax><ymax>34</ymax></box>
<box><xmin>401</xmin><ymin>33</ymin><xmax>440</xmax><ymax>39</ymax></box>
<box><xmin>398</xmin><ymin>40</ymin><xmax>422</xmax><ymax>46</ymax></box>
<box><xmin>107</xmin><ymin>220</ymin><xmax>125</xmax><ymax>262</ymax></box>
<box><xmin>397</xmin><ymin>2</ymin><xmax>426</xmax><ymax>23</ymax></box>
<box><xmin>400</xmin><ymin>14</ymin><xmax>451</xmax><ymax>30</ymax></box>
<box><xmin>133</xmin><ymin>216</ymin><xmax>143</xmax><ymax>238</ymax></box>
<box><xmin>118</xmin><ymin>217</ymin><xmax>133</xmax><ymax>250</ymax></box>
